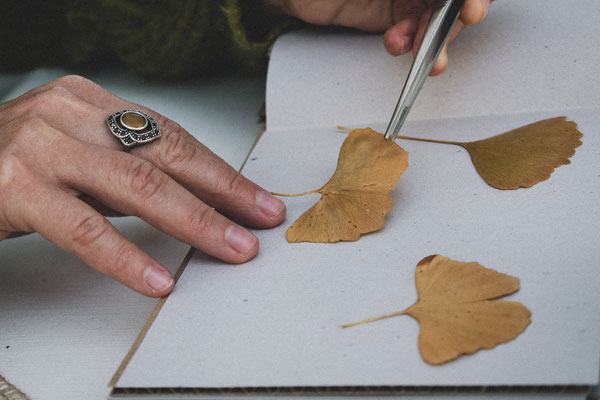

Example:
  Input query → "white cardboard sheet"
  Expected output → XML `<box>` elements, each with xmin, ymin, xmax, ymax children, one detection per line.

<box><xmin>115</xmin><ymin>0</ymin><xmax>600</xmax><ymax>390</ymax></box>
<box><xmin>266</xmin><ymin>0</ymin><xmax>600</xmax><ymax>131</ymax></box>
<box><xmin>117</xmin><ymin>109</ymin><xmax>600</xmax><ymax>388</ymax></box>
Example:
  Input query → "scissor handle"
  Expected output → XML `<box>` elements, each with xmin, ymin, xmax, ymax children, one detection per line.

<box><xmin>385</xmin><ymin>0</ymin><xmax>465</xmax><ymax>141</ymax></box>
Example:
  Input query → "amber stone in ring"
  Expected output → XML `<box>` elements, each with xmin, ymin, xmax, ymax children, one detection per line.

<box><xmin>120</xmin><ymin>111</ymin><xmax>148</xmax><ymax>131</ymax></box>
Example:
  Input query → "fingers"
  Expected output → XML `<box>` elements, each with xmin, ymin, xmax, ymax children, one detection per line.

<box><xmin>131</xmin><ymin>121</ymin><xmax>285</xmax><ymax>229</ymax></box>
<box><xmin>22</xmin><ymin>184</ymin><xmax>174</xmax><ymax>297</ymax></box>
<box><xmin>412</xmin><ymin>9</ymin><xmax>465</xmax><ymax>76</ymax></box>
<box><xmin>461</xmin><ymin>0</ymin><xmax>492</xmax><ymax>26</ymax></box>
<box><xmin>56</xmin><ymin>137</ymin><xmax>260</xmax><ymax>264</ymax></box>
<box><xmin>384</xmin><ymin>20</ymin><xmax>418</xmax><ymax>56</ymax></box>
<box><xmin>429</xmin><ymin>20</ymin><xmax>464</xmax><ymax>76</ymax></box>
<box><xmin>0</xmin><ymin>118</ymin><xmax>173</xmax><ymax>296</ymax></box>
<box><xmin>410</xmin><ymin>8</ymin><xmax>445</xmax><ymax>74</ymax></box>
<box><xmin>0</xmin><ymin>98</ymin><xmax>265</xmax><ymax>299</ymax></box>
<box><xmin>386</xmin><ymin>0</ymin><xmax>490</xmax><ymax>76</ymax></box>
<box><xmin>21</xmin><ymin>75</ymin><xmax>286</xmax><ymax>229</ymax></box>
<box><xmin>430</xmin><ymin>49</ymin><xmax>448</xmax><ymax>76</ymax></box>
<box><xmin>78</xmin><ymin>193</ymin><xmax>123</xmax><ymax>217</ymax></box>
<box><xmin>384</xmin><ymin>0</ymin><xmax>427</xmax><ymax>56</ymax></box>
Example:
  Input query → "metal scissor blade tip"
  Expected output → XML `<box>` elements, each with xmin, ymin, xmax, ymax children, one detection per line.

<box><xmin>385</xmin><ymin>0</ymin><xmax>464</xmax><ymax>142</ymax></box>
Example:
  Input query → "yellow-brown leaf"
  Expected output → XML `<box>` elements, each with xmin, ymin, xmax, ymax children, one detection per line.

<box><xmin>342</xmin><ymin>255</ymin><xmax>531</xmax><ymax>366</ymax></box>
<box><xmin>286</xmin><ymin>128</ymin><xmax>408</xmax><ymax>243</ymax></box>
<box><xmin>461</xmin><ymin>117</ymin><xmax>582</xmax><ymax>189</ymax></box>
<box><xmin>405</xmin><ymin>255</ymin><xmax>531</xmax><ymax>365</ymax></box>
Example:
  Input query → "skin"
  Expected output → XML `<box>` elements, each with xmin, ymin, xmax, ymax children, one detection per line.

<box><xmin>0</xmin><ymin>77</ymin><xmax>287</xmax><ymax>297</ymax></box>
<box><xmin>0</xmin><ymin>1</ymin><xmax>491</xmax><ymax>297</ymax></box>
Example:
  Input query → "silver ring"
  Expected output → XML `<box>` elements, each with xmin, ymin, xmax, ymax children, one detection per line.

<box><xmin>106</xmin><ymin>110</ymin><xmax>161</xmax><ymax>148</ymax></box>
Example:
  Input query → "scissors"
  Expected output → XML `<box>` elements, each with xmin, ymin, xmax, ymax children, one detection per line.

<box><xmin>385</xmin><ymin>0</ymin><xmax>465</xmax><ymax>141</ymax></box>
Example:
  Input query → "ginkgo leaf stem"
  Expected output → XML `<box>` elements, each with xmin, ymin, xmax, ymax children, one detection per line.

<box><xmin>271</xmin><ymin>190</ymin><xmax>320</xmax><ymax>197</ymax></box>
<box><xmin>336</xmin><ymin>126</ymin><xmax>462</xmax><ymax>146</ymax></box>
<box><xmin>395</xmin><ymin>136</ymin><xmax>463</xmax><ymax>146</ymax></box>
<box><xmin>340</xmin><ymin>309</ymin><xmax>408</xmax><ymax>328</ymax></box>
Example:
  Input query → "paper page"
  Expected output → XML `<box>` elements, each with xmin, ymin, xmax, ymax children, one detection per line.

<box><xmin>266</xmin><ymin>0</ymin><xmax>600</xmax><ymax>131</ymax></box>
<box><xmin>116</xmin><ymin>108</ymin><xmax>600</xmax><ymax>388</ymax></box>
<box><xmin>114</xmin><ymin>0</ymin><xmax>600</xmax><ymax>390</ymax></box>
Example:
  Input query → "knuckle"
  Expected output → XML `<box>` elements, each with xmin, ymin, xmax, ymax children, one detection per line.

<box><xmin>156</xmin><ymin>128</ymin><xmax>197</xmax><ymax>168</ymax></box>
<box><xmin>123</xmin><ymin>158</ymin><xmax>167</xmax><ymax>201</ymax></box>
<box><xmin>14</xmin><ymin>85</ymin><xmax>83</xmax><ymax>122</ymax></box>
<box><xmin>109</xmin><ymin>242</ymin><xmax>136</xmax><ymax>276</ymax></box>
<box><xmin>155</xmin><ymin>114</ymin><xmax>183</xmax><ymax>134</ymax></box>
<box><xmin>13</xmin><ymin>115</ymin><xmax>59</xmax><ymax>146</ymax></box>
<box><xmin>0</xmin><ymin>154</ymin><xmax>35</xmax><ymax>232</ymax></box>
<box><xmin>25</xmin><ymin>86</ymin><xmax>75</xmax><ymax>112</ymax></box>
<box><xmin>19</xmin><ymin>114</ymin><xmax>46</xmax><ymax>134</ymax></box>
<box><xmin>0</xmin><ymin>117</ymin><xmax>62</xmax><ymax>164</ymax></box>
<box><xmin>0</xmin><ymin>153</ymin><xmax>32</xmax><ymax>195</ymax></box>
<box><xmin>42</xmin><ymin>84</ymin><xmax>73</xmax><ymax>99</ymax></box>
<box><xmin>224</xmin><ymin>170</ymin><xmax>248</xmax><ymax>198</ymax></box>
<box><xmin>70</xmin><ymin>214</ymin><xmax>111</xmax><ymax>249</ymax></box>
<box><xmin>191</xmin><ymin>206</ymin><xmax>217</xmax><ymax>236</ymax></box>
<box><xmin>52</xmin><ymin>74</ymin><xmax>94</xmax><ymax>90</ymax></box>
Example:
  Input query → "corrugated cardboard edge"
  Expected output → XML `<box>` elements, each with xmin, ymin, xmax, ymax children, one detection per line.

<box><xmin>108</xmin><ymin>246</ymin><xmax>195</xmax><ymax>387</ymax></box>
<box><xmin>109</xmin><ymin>126</ymin><xmax>266</xmax><ymax>388</ymax></box>
<box><xmin>109</xmin><ymin>384</ymin><xmax>594</xmax><ymax>397</ymax></box>
<box><xmin>0</xmin><ymin>374</ymin><xmax>29</xmax><ymax>400</ymax></box>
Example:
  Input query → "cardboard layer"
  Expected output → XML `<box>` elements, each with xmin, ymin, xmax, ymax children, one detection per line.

<box><xmin>266</xmin><ymin>1</ymin><xmax>600</xmax><ymax>131</ymax></box>
<box><xmin>115</xmin><ymin>109</ymin><xmax>600</xmax><ymax>388</ymax></box>
<box><xmin>110</xmin><ymin>384</ymin><xmax>594</xmax><ymax>399</ymax></box>
<box><xmin>113</xmin><ymin>0</ymin><xmax>600</xmax><ymax>391</ymax></box>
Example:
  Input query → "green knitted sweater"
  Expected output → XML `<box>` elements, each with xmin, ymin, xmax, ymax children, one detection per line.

<box><xmin>0</xmin><ymin>0</ymin><xmax>300</xmax><ymax>79</ymax></box>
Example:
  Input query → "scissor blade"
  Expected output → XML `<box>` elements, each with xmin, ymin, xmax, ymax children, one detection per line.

<box><xmin>384</xmin><ymin>0</ymin><xmax>465</xmax><ymax>141</ymax></box>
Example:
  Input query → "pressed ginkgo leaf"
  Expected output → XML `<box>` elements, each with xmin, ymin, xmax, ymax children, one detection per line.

<box><xmin>342</xmin><ymin>255</ymin><xmax>531</xmax><ymax>365</ymax></box>
<box><xmin>459</xmin><ymin>117</ymin><xmax>582</xmax><ymax>189</ymax></box>
<box><xmin>274</xmin><ymin>128</ymin><xmax>408</xmax><ymax>243</ymax></box>
<box><xmin>340</xmin><ymin>117</ymin><xmax>583</xmax><ymax>190</ymax></box>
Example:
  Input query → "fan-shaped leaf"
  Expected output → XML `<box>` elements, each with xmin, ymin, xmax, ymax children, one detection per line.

<box><xmin>460</xmin><ymin>117</ymin><xmax>582</xmax><ymax>189</ymax></box>
<box><xmin>286</xmin><ymin>128</ymin><xmax>408</xmax><ymax>243</ymax></box>
<box><xmin>342</xmin><ymin>255</ymin><xmax>531</xmax><ymax>365</ymax></box>
<box><xmin>406</xmin><ymin>255</ymin><xmax>531</xmax><ymax>364</ymax></box>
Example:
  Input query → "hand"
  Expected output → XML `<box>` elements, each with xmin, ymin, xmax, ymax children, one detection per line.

<box><xmin>0</xmin><ymin>75</ymin><xmax>286</xmax><ymax>297</ymax></box>
<box><xmin>271</xmin><ymin>0</ymin><xmax>492</xmax><ymax>75</ymax></box>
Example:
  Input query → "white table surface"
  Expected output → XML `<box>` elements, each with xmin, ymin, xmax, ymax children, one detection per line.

<box><xmin>0</xmin><ymin>68</ymin><xmax>266</xmax><ymax>400</ymax></box>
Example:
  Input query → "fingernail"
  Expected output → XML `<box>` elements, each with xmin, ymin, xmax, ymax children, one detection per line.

<box><xmin>256</xmin><ymin>191</ymin><xmax>285</xmax><ymax>218</ymax></box>
<box><xmin>226</xmin><ymin>225</ymin><xmax>258</xmax><ymax>255</ymax></box>
<box><xmin>400</xmin><ymin>36</ymin><xmax>412</xmax><ymax>53</ymax></box>
<box><xmin>143</xmin><ymin>266</ymin><xmax>174</xmax><ymax>292</ymax></box>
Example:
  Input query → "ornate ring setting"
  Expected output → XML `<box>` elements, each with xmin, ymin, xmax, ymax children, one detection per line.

<box><xmin>106</xmin><ymin>110</ymin><xmax>161</xmax><ymax>147</ymax></box>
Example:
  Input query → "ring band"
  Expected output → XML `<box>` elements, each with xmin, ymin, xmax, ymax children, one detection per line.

<box><xmin>106</xmin><ymin>110</ymin><xmax>161</xmax><ymax>147</ymax></box>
